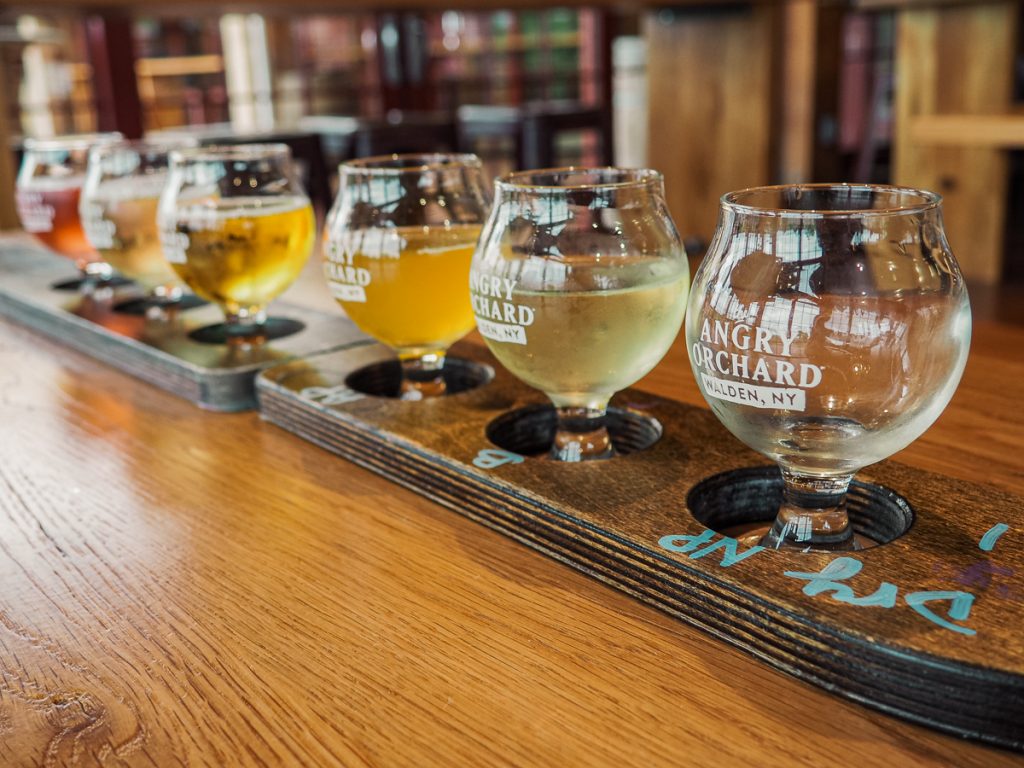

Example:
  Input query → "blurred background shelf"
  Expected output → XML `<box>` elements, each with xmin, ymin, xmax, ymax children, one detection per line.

<box><xmin>0</xmin><ymin>1</ymin><xmax>1022</xmax><ymax>287</ymax></box>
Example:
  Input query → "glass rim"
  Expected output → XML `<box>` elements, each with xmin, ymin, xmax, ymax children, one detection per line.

<box><xmin>169</xmin><ymin>143</ymin><xmax>292</xmax><ymax>163</ymax></box>
<box><xmin>340</xmin><ymin>153</ymin><xmax>482</xmax><ymax>174</ymax></box>
<box><xmin>496</xmin><ymin>166</ymin><xmax>663</xmax><ymax>191</ymax></box>
<box><xmin>721</xmin><ymin>183</ymin><xmax>942</xmax><ymax>217</ymax></box>
<box><xmin>23</xmin><ymin>132</ymin><xmax>123</xmax><ymax>151</ymax></box>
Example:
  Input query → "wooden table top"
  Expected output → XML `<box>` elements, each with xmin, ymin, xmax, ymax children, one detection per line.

<box><xmin>1</xmin><ymin>258</ymin><xmax>1023</xmax><ymax>767</ymax></box>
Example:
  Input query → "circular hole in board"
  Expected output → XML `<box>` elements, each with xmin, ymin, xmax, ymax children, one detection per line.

<box><xmin>686</xmin><ymin>466</ymin><xmax>914</xmax><ymax>547</ymax></box>
<box><xmin>345</xmin><ymin>357</ymin><xmax>494</xmax><ymax>399</ymax></box>
<box><xmin>485</xmin><ymin>404</ymin><xmax>663</xmax><ymax>459</ymax></box>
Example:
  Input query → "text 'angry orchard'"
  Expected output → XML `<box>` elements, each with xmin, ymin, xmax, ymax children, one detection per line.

<box><xmin>691</xmin><ymin>318</ymin><xmax>823</xmax><ymax>411</ymax></box>
<box><xmin>469</xmin><ymin>271</ymin><xmax>535</xmax><ymax>345</ymax></box>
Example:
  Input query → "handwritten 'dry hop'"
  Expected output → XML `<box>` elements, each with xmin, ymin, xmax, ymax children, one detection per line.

<box><xmin>659</xmin><ymin>532</ymin><xmax>978</xmax><ymax>636</ymax></box>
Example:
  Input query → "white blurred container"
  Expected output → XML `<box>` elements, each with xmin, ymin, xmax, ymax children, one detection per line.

<box><xmin>613</xmin><ymin>36</ymin><xmax>647</xmax><ymax>168</ymax></box>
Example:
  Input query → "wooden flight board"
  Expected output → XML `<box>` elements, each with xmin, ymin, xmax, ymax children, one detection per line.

<box><xmin>257</xmin><ymin>341</ymin><xmax>1024</xmax><ymax>751</ymax></box>
<box><xmin>0</xmin><ymin>239</ymin><xmax>370</xmax><ymax>411</ymax></box>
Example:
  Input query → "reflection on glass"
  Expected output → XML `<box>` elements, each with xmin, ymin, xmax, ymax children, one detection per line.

<box><xmin>158</xmin><ymin>144</ymin><xmax>315</xmax><ymax>341</ymax></box>
<box><xmin>686</xmin><ymin>184</ymin><xmax>971</xmax><ymax>551</ymax></box>
<box><xmin>471</xmin><ymin>167</ymin><xmax>689</xmax><ymax>461</ymax></box>
<box><xmin>80</xmin><ymin>138</ymin><xmax>197</xmax><ymax>310</ymax></box>
<box><xmin>16</xmin><ymin>133</ymin><xmax>122</xmax><ymax>280</ymax></box>
<box><xmin>323</xmin><ymin>154</ymin><xmax>490</xmax><ymax>399</ymax></box>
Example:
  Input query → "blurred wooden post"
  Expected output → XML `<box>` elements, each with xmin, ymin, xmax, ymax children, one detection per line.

<box><xmin>0</xmin><ymin>51</ymin><xmax>18</xmax><ymax>229</ymax></box>
<box><xmin>374</xmin><ymin>12</ymin><xmax>433</xmax><ymax>114</ymax></box>
<box><xmin>84</xmin><ymin>14</ymin><xmax>144</xmax><ymax>139</ymax></box>
<box><xmin>892</xmin><ymin>1</ymin><xmax>1018</xmax><ymax>284</ymax></box>
<box><xmin>644</xmin><ymin>5</ymin><xmax>774</xmax><ymax>249</ymax></box>
<box><xmin>778</xmin><ymin>0</ymin><xmax>816</xmax><ymax>183</ymax></box>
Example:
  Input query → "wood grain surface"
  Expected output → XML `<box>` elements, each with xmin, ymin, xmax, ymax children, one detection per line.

<box><xmin>0</xmin><ymin>255</ymin><xmax>1022</xmax><ymax>765</ymax></box>
<box><xmin>255</xmin><ymin>338</ymin><xmax>1024</xmax><ymax>747</ymax></box>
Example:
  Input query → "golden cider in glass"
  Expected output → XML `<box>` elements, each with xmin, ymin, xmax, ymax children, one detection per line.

<box><xmin>168</xmin><ymin>196</ymin><xmax>314</xmax><ymax>316</ymax></box>
<box><xmin>325</xmin><ymin>223</ymin><xmax>480</xmax><ymax>357</ymax></box>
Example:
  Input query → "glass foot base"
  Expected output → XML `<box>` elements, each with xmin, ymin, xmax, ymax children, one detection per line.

<box><xmin>688</xmin><ymin>467</ymin><xmax>914</xmax><ymax>548</ymax></box>
<box><xmin>486</xmin><ymin>405</ymin><xmax>662</xmax><ymax>459</ymax></box>
<box><xmin>51</xmin><ymin>275</ymin><xmax>134</xmax><ymax>292</ymax></box>
<box><xmin>114</xmin><ymin>294</ymin><xmax>207</xmax><ymax>316</ymax></box>
<box><xmin>188</xmin><ymin>317</ymin><xmax>305</xmax><ymax>345</ymax></box>
<box><xmin>722</xmin><ymin>521</ymin><xmax>876</xmax><ymax>551</ymax></box>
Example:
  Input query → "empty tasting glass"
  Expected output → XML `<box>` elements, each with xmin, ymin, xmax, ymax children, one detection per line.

<box><xmin>158</xmin><ymin>144</ymin><xmax>315</xmax><ymax>340</ymax></box>
<box><xmin>686</xmin><ymin>184</ymin><xmax>971</xmax><ymax>551</ymax></box>
<box><xmin>323</xmin><ymin>154</ymin><xmax>490</xmax><ymax>400</ymax></box>
<box><xmin>471</xmin><ymin>167</ymin><xmax>690</xmax><ymax>461</ymax></box>
<box><xmin>80</xmin><ymin>138</ymin><xmax>197</xmax><ymax>311</ymax></box>
<box><xmin>16</xmin><ymin>132</ymin><xmax>123</xmax><ymax>282</ymax></box>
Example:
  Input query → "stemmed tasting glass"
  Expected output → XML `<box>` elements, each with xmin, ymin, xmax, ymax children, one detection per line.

<box><xmin>323</xmin><ymin>153</ymin><xmax>490</xmax><ymax>400</ymax></box>
<box><xmin>80</xmin><ymin>138</ymin><xmax>198</xmax><ymax>314</ymax></box>
<box><xmin>158</xmin><ymin>144</ymin><xmax>315</xmax><ymax>342</ymax></box>
<box><xmin>15</xmin><ymin>132</ymin><xmax>123</xmax><ymax>285</ymax></box>
<box><xmin>470</xmin><ymin>167</ymin><xmax>690</xmax><ymax>461</ymax></box>
<box><xmin>686</xmin><ymin>184</ymin><xmax>971</xmax><ymax>551</ymax></box>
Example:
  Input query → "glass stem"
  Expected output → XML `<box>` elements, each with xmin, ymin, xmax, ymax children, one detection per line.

<box><xmin>153</xmin><ymin>284</ymin><xmax>184</xmax><ymax>305</ymax></box>
<box><xmin>399</xmin><ymin>352</ymin><xmax>447</xmax><ymax>400</ymax></box>
<box><xmin>762</xmin><ymin>469</ymin><xmax>859</xmax><ymax>551</ymax></box>
<box><xmin>224</xmin><ymin>307</ymin><xmax>268</xmax><ymax>344</ymax></box>
<box><xmin>551</xmin><ymin>406</ymin><xmax>614</xmax><ymax>462</ymax></box>
<box><xmin>78</xmin><ymin>261</ymin><xmax>114</xmax><ymax>299</ymax></box>
<box><xmin>82</xmin><ymin>260</ymin><xmax>112</xmax><ymax>279</ymax></box>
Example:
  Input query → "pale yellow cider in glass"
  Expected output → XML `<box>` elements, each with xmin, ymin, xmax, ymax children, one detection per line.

<box><xmin>102</xmin><ymin>195</ymin><xmax>173</xmax><ymax>290</ymax></box>
<box><xmin>477</xmin><ymin>258</ymin><xmax>689</xmax><ymax>410</ymax></box>
<box><xmin>88</xmin><ymin>176</ymin><xmax>179</xmax><ymax>291</ymax></box>
<box><xmin>104</xmin><ymin>202</ymin><xmax>183</xmax><ymax>292</ymax></box>
<box><xmin>171</xmin><ymin>197</ymin><xmax>314</xmax><ymax>315</ymax></box>
<box><xmin>326</xmin><ymin>224</ymin><xmax>480</xmax><ymax>356</ymax></box>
